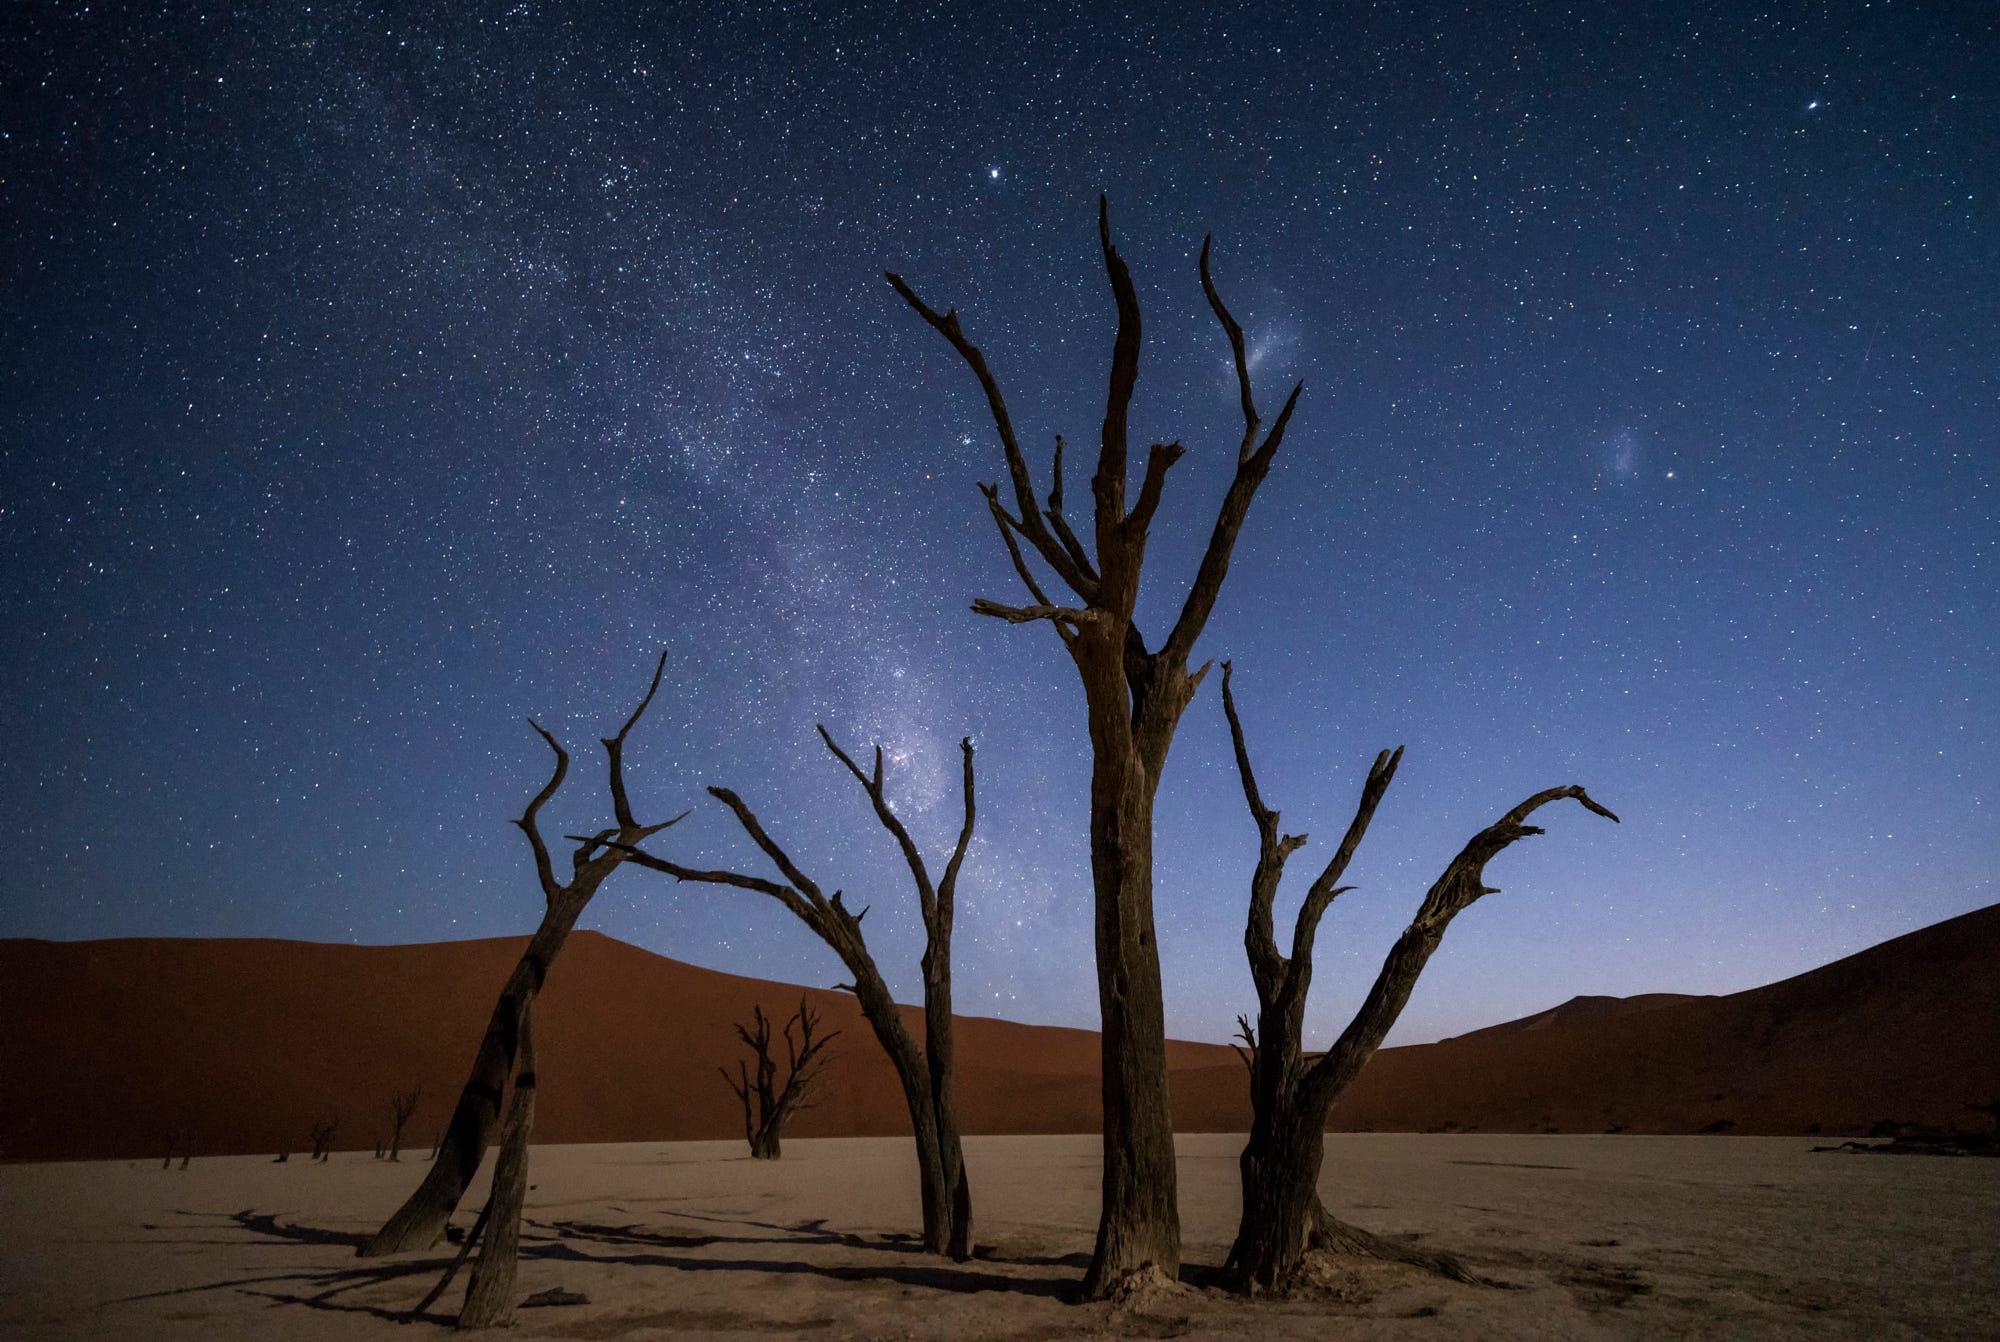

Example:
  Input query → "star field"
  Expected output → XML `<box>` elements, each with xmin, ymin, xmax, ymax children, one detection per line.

<box><xmin>2</xmin><ymin>2</ymin><xmax>1995</xmax><ymax>1046</ymax></box>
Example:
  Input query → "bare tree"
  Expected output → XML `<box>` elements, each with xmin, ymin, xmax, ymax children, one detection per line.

<box><xmin>614</xmin><ymin>729</ymin><xmax>977</xmax><ymax>1257</ymax></box>
<box><xmin>1217</xmin><ymin>663</ymin><xmax>1618</xmax><ymax>1292</ymax></box>
<box><xmin>360</xmin><ymin>652</ymin><xmax>683</xmax><ymax>1257</ymax></box>
<box><xmin>723</xmin><ymin>997</ymin><xmax>841</xmax><ymax>1159</ymax></box>
<box><xmin>887</xmin><ymin>201</ymin><xmax>1303</xmax><ymax>1294</ymax></box>
<box><xmin>160</xmin><ymin>1122</ymin><xmax>195</xmax><ymax>1170</ymax></box>
<box><xmin>389</xmin><ymin>1086</ymin><xmax>422</xmax><ymax>1162</ymax></box>
<box><xmin>457</xmin><ymin>1000</ymin><xmax>538</xmax><ymax>1328</ymax></box>
<box><xmin>310</xmin><ymin>1114</ymin><xmax>339</xmax><ymax>1163</ymax></box>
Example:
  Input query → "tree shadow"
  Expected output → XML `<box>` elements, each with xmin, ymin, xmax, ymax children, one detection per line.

<box><xmin>112</xmin><ymin>1202</ymin><xmax>1077</xmax><ymax>1329</ymax></box>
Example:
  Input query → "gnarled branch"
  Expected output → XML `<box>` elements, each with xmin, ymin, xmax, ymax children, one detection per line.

<box><xmin>1303</xmin><ymin>786</ymin><xmax>1619</xmax><ymax>1109</ymax></box>
<box><xmin>884</xmin><ymin>273</ymin><xmax>1096</xmax><ymax>602</ymax></box>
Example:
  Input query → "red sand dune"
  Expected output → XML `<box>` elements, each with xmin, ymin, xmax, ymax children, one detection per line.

<box><xmin>4</xmin><ymin>903</ymin><xmax>1995</xmax><ymax>1161</ymax></box>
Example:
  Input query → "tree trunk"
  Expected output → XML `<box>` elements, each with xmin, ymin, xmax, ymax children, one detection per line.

<box><xmin>361</xmin><ymin>904</ymin><xmax>577</xmax><ymax>1256</ymax></box>
<box><xmin>1227</xmin><ymin>1101</ymin><xmax>1324</xmax><ymax>1293</ymax></box>
<box><xmin>1081</xmin><ymin>733</ymin><xmax>1179</xmax><ymax>1296</ymax></box>
<box><xmin>849</xmin><ymin>966</ymin><xmax>955</xmax><ymax>1255</ymax></box>
<box><xmin>923</xmin><ymin>943</ymin><xmax>972</xmax><ymax>1259</ymax></box>
<box><xmin>749</xmin><ymin>1126</ymin><xmax>781</xmax><ymax>1160</ymax></box>
<box><xmin>459</xmin><ymin>1002</ymin><xmax>537</xmax><ymax>1329</ymax></box>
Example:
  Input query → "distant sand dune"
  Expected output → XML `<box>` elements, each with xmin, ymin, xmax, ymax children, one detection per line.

<box><xmin>3</xmin><ymin>903</ymin><xmax>1995</xmax><ymax>1161</ymax></box>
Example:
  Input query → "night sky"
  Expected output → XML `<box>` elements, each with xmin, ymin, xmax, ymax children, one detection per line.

<box><xmin>5</xmin><ymin>3</ymin><xmax>1995</xmax><ymax>1048</ymax></box>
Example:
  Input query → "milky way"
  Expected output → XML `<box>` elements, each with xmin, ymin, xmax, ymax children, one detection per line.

<box><xmin>4</xmin><ymin>4</ymin><xmax>1994</xmax><ymax>1045</ymax></box>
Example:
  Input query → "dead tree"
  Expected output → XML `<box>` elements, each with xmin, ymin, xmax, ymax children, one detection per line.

<box><xmin>614</xmin><ymin>729</ymin><xmax>977</xmax><ymax>1257</ymax></box>
<box><xmin>723</xmin><ymin>997</ymin><xmax>840</xmax><ymax>1159</ymax></box>
<box><xmin>457</xmin><ymin>999</ymin><xmax>538</xmax><ymax>1328</ymax></box>
<box><xmin>310</xmin><ymin>1114</ymin><xmax>339</xmax><ymax>1162</ymax></box>
<box><xmin>888</xmin><ymin>201</ymin><xmax>1304</xmax><ymax>1294</ymax></box>
<box><xmin>1217</xmin><ymin>663</ymin><xmax>1618</xmax><ymax>1293</ymax></box>
<box><xmin>389</xmin><ymin>1086</ymin><xmax>422</xmax><ymax>1161</ymax></box>
<box><xmin>360</xmin><ymin>651</ymin><xmax>683</xmax><ymax>1257</ymax></box>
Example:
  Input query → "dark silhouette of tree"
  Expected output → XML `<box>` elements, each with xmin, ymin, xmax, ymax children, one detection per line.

<box><xmin>886</xmin><ymin>201</ymin><xmax>1304</xmax><ymax>1294</ymax></box>
<box><xmin>360</xmin><ymin>652</ymin><xmax>683</xmax><ymax>1257</ymax></box>
<box><xmin>1216</xmin><ymin>662</ymin><xmax>1618</xmax><ymax>1292</ymax></box>
<box><xmin>388</xmin><ymin>1086</ymin><xmax>422</xmax><ymax>1162</ymax></box>
<box><xmin>457</xmin><ymin>1000</ymin><xmax>538</xmax><ymax>1327</ymax></box>
<box><xmin>723</xmin><ymin>996</ymin><xmax>840</xmax><ymax>1159</ymax></box>
<box><xmin>614</xmin><ymin>728</ymin><xmax>977</xmax><ymax>1257</ymax></box>
<box><xmin>309</xmin><ymin>1114</ymin><xmax>338</xmax><ymax>1163</ymax></box>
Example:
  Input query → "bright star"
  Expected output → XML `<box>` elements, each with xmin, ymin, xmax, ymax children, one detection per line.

<box><xmin>987</xmin><ymin>167</ymin><xmax>1000</xmax><ymax>180</ymax></box>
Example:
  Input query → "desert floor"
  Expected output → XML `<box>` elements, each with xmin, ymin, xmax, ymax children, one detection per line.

<box><xmin>1</xmin><ymin>1133</ymin><xmax>1993</xmax><ymax>1339</ymax></box>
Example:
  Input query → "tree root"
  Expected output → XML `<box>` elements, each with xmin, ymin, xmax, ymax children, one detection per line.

<box><xmin>1309</xmin><ymin>1202</ymin><xmax>1487</xmax><ymax>1287</ymax></box>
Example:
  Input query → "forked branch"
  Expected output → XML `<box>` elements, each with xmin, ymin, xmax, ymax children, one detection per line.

<box><xmin>1302</xmin><ymin>786</ymin><xmax>1619</xmax><ymax>1109</ymax></box>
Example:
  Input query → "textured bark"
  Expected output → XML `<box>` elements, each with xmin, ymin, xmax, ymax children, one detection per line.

<box><xmin>458</xmin><ymin>1001</ymin><xmax>536</xmax><ymax>1329</ymax></box>
<box><xmin>360</xmin><ymin>652</ymin><xmax>681</xmax><ymax>1257</ymax></box>
<box><xmin>889</xmin><ymin>205</ymin><xmax>1300</xmax><ymax>1294</ymax></box>
<box><xmin>722</xmin><ymin>998</ymin><xmax>839</xmax><ymax>1161</ymax></box>
<box><xmin>616</xmin><ymin>732</ymin><xmax>977</xmax><ymax>1257</ymax></box>
<box><xmin>1217</xmin><ymin>663</ymin><xmax>1619</xmax><ymax>1293</ymax></box>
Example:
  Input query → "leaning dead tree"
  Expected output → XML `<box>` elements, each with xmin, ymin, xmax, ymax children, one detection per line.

<box><xmin>613</xmin><ymin>729</ymin><xmax>977</xmax><ymax>1257</ymax></box>
<box><xmin>388</xmin><ymin>1086</ymin><xmax>422</xmax><ymax>1161</ymax></box>
<box><xmin>723</xmin><ymin>997</ymin><xmax>840</xmax><ymax>1159</ymax></box>
<box><xmin>888</xmin><ymin>201</ymin><xmax>1304</xmax><ymax>1294</ymax></box>
<box><xmin>1218</xmin><ymin>663</ymin><xmax>1618</xmax><ymax>1292</ymax></box>
<box><xmin>457</xmin><ymin>1000</ymin><xmax>538</xmax><ymax>1327</ymax></box>
<box><xmin>410</xmin><ymin>1000</ymin><xmax>538</xmax><ymax>1329</ymax></box>
<box><xmin>360</xmin><ymin>651</ymin><xmax>682</xmax><ymax>1257</ymax></box>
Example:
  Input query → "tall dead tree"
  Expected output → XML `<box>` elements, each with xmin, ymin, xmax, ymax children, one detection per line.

<box><xmin>1218</xmin><ymin>663</ymin><xmax>1618</xmax><ymax>1292</ymax></box>
<box><xmin>888</xmin><ymin>201</ymin><xmax>1303</xmax><ymax>1294</ymax></box>
<box><xmin>723</xmin><ymin>996</ymin><xmax>840</xmax><ymax>1159</ymax></box>
<box><xmin>360</xmin><ymin>652</ymin><xmax>682</xmax><ymax>1257</ymax></box>
<box><xmin>388</xmin><ymin>1086</ymin><xmax>422</xmax><ymax>1162</ymax></box>
<box><xmin>615</xmin><ymin>728</ymin><xmax>977</xmax><ymax>1257</ymax></box>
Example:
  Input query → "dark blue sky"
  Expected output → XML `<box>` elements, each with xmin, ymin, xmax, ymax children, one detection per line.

<box><xmin>4</xmin><ymin>2</ymin><xmax>1994</xmax><ymax>1046</ymax></box>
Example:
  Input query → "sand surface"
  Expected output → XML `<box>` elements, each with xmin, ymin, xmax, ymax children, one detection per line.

<box><xmin>2</xmin><ymin>1133</ymin><xmax>1993</xmax><ymax>1339</ymax></box>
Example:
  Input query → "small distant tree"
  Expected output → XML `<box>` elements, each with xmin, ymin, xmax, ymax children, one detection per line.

<box><xmin>161</xmin><ymin>1123</ymin><xmax>192</xmax><ymax>1170</ymax></box>
<box><xmin>1217</xmin><ymin>663</ymin><xmax>1618</xmax><ymax>1293</ymax></box>
<box><xmin>310</xmin><ymin>1114</ymin><xmax>340</xmax><ymax>1163</ymax></box>
<box><xmin>389</xmin><ymin>1087</ymin><xmax>422</xmax><ymax>1162</ymax></box>
<box><xmin>722</xmin><ymin>997</ymin><xmax>841</xmax><ymax>1160</ymax></box>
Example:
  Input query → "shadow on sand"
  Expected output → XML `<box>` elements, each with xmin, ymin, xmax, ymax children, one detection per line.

<box><xmin>112</xmin><ymin>1205</ymin><xmax>1079</xmax><ymax>1327</ymax></box>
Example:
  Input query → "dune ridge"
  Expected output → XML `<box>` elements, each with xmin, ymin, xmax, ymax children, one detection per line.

<box><xmin>4</xmin><ymin>902</ymin><xmax>1995</xmax><ymax>1161</ymax></box>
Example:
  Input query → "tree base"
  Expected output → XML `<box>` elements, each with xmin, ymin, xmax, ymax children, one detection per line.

<box><xmin>1306</xmin><ymin>1204</ymin><xmax>1483</xmax><ymax>1288</ymax></box>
